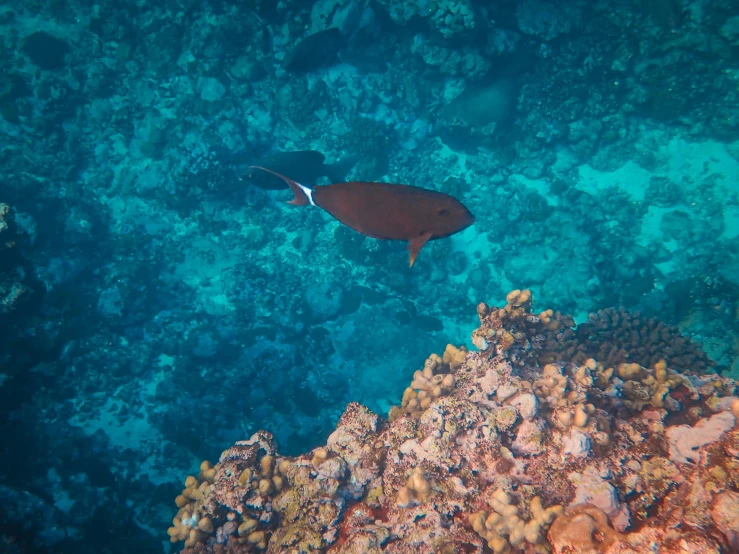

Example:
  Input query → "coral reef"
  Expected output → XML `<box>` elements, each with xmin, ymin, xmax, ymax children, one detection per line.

<box><xmin>168</xmin><ymin>291</ymin><xmax>739</xmax><ymax>553</ymax></box>
<box><xmin>536</xmin><ymin>306</ymin><xmax>716</xmax><ymax>373</ymax></box>
<box><xmin>390</xmin><ymin>346</ymin><xmax>463</xmax><ymax>420</ymax></box>
<box><xmin>2</xmin><ymin>0</ymin><xmax>739</xmax><ymax>550</ymax></box>
<box><xmin>374</xmin><ymin>0</ymin><xmax>475</xmax><ymax>38</ymax></box>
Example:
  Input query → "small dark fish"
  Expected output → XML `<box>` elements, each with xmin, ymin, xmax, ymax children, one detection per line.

<box><xmin>249</xmin><ymin>167</ymin><xmax>475</xmax><ymax>267</ymax></box>
<box><xmin>244</xmin><ymin>151</ymin><xmax>358</xmax><ymax>190</ymax></box>
<box><xmin>441</xmin><ymin>79</ymin><xmax>518</xmax><ymax>129</ymax></box>
<box><xmin>338</xmin><ymin>40</ymin><xmax>389</xmax><ymax>73</ymax></box>
<box><xmin>282</xmin><ymin>28</ymin><xmax>347</xmax><ymax>73</ymax></box>
<box><xmin>647</xmin><ymin>0</ymin><xmax>683</xmax><ymax>33</ymax></box>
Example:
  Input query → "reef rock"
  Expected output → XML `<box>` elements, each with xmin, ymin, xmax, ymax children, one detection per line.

<box><xmin>168</xmin><ymin>290</ymin><xmax>739</xmax><ymax>553</ymax></box>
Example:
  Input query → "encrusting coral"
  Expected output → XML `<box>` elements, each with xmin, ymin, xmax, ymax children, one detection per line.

<box><xmin>169</xmin><ymin>290</ymin><xmax>739</xmax><ymax>553</ymax></box>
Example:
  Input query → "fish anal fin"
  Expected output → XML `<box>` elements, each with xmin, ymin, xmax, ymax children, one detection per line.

<box><xmin>408</xmin><ymin>232</ymin><xmax>433</xmax><ymax>268</ymax></box>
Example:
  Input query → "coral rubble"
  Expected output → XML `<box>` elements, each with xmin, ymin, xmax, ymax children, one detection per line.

<box><xmin>168</xmin><ymin>291</ymin><xmax>739</xmax><ymax>553</ymax></box>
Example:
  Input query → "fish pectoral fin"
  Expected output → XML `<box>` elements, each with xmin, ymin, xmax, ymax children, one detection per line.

<box><xmin>408</xmin><ymin>232</ymin><xmax>433</xmax><ymax>268</ymax></box>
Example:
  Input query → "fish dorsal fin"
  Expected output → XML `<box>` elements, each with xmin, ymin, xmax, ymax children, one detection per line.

<box><xmin>408</xmin><ymin>232</ymin><xmax>433</xmax><ymax>268</ymax></box>
<box><xmin>248</xmin><ymin>166</ymin><xmax>314</xmax><ymax>206</ymax></box>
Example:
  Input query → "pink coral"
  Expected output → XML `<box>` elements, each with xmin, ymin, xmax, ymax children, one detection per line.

<box><xmin>712</xmin><ymin>491</ymin><xmax>739</xmax><ymax>549</ymax></box>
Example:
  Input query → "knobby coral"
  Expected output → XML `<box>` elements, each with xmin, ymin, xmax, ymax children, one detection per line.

<box><xmin>168</xmin><ymin>290</ymin><xmax>739</xmax><ymax>553</ymax></box>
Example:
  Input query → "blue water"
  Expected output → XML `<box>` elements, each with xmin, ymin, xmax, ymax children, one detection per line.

<box><xmin>0</xmin><ymin>0</ymin><xmax>737</xmax><ymax>552</ymax></box>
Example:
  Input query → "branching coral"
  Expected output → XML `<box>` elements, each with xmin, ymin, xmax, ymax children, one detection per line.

<box><xmin>169</xmin><ymin>290</ymin><xmax>739</xmax><ymax>554</ymax></box>
<box><xmin>389</xmin><ymin>345</ymin><xmax>464</xmax><ymax>421</ymax></box>
<box><xmin>536</xmin><ymin>306</ymin><xmax>715</xmax><ymax>372</ymax></box>
<box><xmin>469</xmin><ymin>490</ymin><xmax>563</xmax><ymax>552</ymax></box>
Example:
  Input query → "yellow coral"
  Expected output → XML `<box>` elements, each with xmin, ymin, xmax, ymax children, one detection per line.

<box><xmin>394</xmin><ymin>350</ymin><xmax>459</xmax><ymax>419</ymax></box>
<box><xmin>272</xmin><ymin>474</ymin><xmax>285</xmax><ymax>492</ymax></box>
<box><xmin>505</xmin><ymin>289</ymin><xmax>531</xmax><ymax>309</ymax></box>
<box><xmin>168</xmin><ymin>453</ymin><xmax>285</xmax><ymax>547</ymax></box>
<box><xmin>573</xmin><ymin>404</ymin><xmax>590</xmax><ymax>428</ymax></box>
<box><xmin>311</xmin><ymin>447</ymin><xmax>329</xmax><ymax>466</ymax></box>
<box><xmin>167</xmin><ymin>469</ymin><xmax>216</xmax><ymax>545</ymax></box>
<box><xmin>278</xmin><ymin>458</ymin><xmax>291</xmax><ymax>475</ymax></box>
<box><xmin>239</xmin><ymin>468</ymin><xmax>253</xmax><ymax>486</ymax></box>
<box><xmin>259</xmin><ymin>478</ymin><xmax>274</xmax><ymax>496</ymax></box>
<box><xmin>248</xmin><ymin>530</ymin><xmax>267</xmax><ymax>549</ymax></box>
<box><xmin>469</xmin><ymin>489</ymin><xmax>562</xmax><ymax>552</ymax></box>
<box><xmin>617</xmin><ymin>363</ymin><xmax>645</xmax><ymax>381</ymax></box>
<box><xmin>443</xmin><ymin>344</ymin><xmax>467</xmax><ymax>370</ymax></box>
<box><xmin>199</xmin><ymin>460</ymin><xmax>216</xmax><ymax>483</ymax></box>
<box><xmin>397</xmin><ymin>466</ymin><xmax>434</xmax><ymax>507</ymax></box>
<box><xmin>198</xmin><ymin>517</ymin><xmax>214</xmax><ymax>533</ymax></box>
<box><xmin>538</xmin><ymin>308</ymin><xmax>558</xmax><ymax>331</ymax></box>
<box><xmin>238</xmin><ymin>518</ymin><xmax>259</xmax><ymax>537</ymax></box>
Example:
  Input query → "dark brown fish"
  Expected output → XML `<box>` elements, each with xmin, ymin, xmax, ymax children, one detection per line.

<box><xmin>282</xmin><ymin>28</ymin><xmax>346</xmax><ymax>73</ymax></box>
<box><xmin>249</xmin><ymin>166</ymin><xmax>475</xmax><ymax>267</ymax></box>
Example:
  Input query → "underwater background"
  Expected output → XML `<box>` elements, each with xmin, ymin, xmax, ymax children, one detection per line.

<box><xmin>1</xmin><ymin>0</ymin><xmax>739</xmax><ymax>552</ymax></box>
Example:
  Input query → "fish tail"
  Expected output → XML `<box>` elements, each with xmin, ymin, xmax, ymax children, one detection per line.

<box><xmin>247</xmin><ymin>166</ymin><xmax>314</xmax><ymax>206</ymax></box>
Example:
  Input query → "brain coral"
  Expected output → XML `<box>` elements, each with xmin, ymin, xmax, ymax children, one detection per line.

<box><xmin>168</xmin><ymin>290</ymin><xmax>739</xmax><ymax>553</ymax></box>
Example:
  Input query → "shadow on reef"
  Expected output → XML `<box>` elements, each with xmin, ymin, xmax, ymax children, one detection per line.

<box><xmin>166</xmin><ymin>289</ymin><xmax>738</xmax><ymax>554</ymax></box>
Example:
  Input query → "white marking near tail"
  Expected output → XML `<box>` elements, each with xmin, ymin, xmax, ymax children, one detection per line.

<box><xmin>297</xmin><ymin>182</ymin><xmax>316</xmax><ymax>206</ymax></box>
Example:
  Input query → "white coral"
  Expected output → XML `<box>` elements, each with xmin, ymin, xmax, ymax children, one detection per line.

<box><xmin>666</xmin><ymin>411</ymin><xmax>736</xmax><ymax>464</ymax></box>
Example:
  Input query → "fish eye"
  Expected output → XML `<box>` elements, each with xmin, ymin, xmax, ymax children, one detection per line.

<box><xmin>437</xmin><ymin>208</ymin><xmax>449</xmax><ymax>216</ymax></box>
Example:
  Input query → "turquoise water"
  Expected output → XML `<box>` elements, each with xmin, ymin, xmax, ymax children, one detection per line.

<box><xmin>0</xmin><ymin>0</ymin><xmax>738</xmax><ymax>552</ymax></box>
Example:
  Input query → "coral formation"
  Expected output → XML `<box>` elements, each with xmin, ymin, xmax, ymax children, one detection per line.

<box><xmin>3</xmin><ymin>0</ymin><xmax>739</xmax><ymax>550</ymax></box>
<box><xmin>168</xmin><ymin>291</ymin><xmax>739</xmax><ymax>553</ymax></box>
<box><xmin>536</xmin><ymin>306</ymin><xmax>716</xmax><ymax>373</ymax></box>
<box><xmin>390</xmin><ymin>346</ymin><xmax>463</xmax><ymax>420</ymax></box>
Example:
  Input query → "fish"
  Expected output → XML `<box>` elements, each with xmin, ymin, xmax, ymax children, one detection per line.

<box><xmin>282</xmin><ymin>28</ymin><xmax>347</xmax><ymax>73</ymax></box>
<box><xmin>646</xmin><ymin>0</ymin><xmax>683</xmax><ymax>33</ymax></box>
<box><xmin>244</xmin><ymin>151</ymin><xmax>358</xmax><ymax>190</ymax></box>
<box><xmin>440</xmin><ymin>79</ymin><xmax>518</xmax><ymax>130</ymax></box>
<box><xmin>248</xmin><ymin>166</ymin><xmax>475</xmax><ymax>267</ymax></box>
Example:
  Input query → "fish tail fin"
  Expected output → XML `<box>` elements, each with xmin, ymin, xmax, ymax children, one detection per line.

<box><xmin>247</xmin><ymin>166</ymin><xmax>314</xmax><ymax>206</ymax></box>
